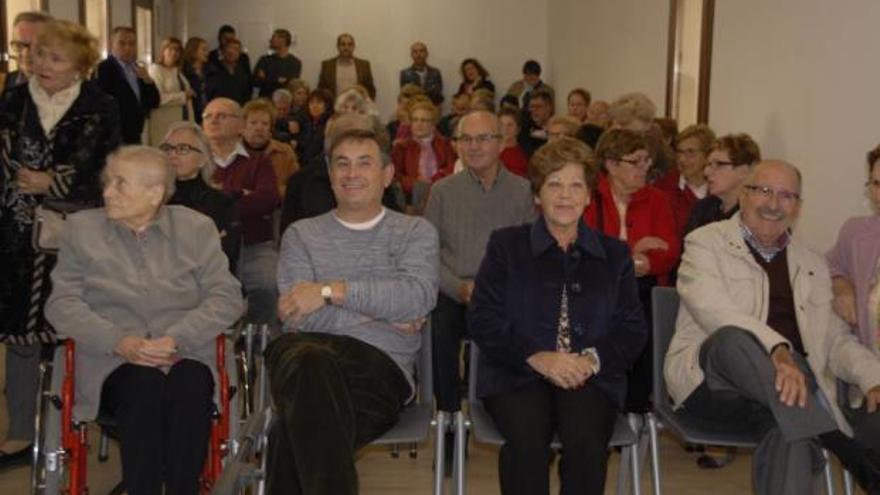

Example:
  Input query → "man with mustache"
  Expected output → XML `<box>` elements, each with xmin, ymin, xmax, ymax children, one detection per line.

<box><xmin>666</xmin><ymin>160</ymin><xmax>880</xmax><ymax>494</ymax></box>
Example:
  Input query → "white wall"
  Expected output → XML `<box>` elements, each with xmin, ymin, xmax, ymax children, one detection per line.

<box><xmin>710</xmin><ymin>0</ymin><xmax>880</xmax><ymax>251</ymax></box>
<box><xmin>47</xmin><ymin>0</ymin><xmax>78</xmax><ymax>22</ymax></box>
<box><xmin>110</xmin><ymin>0</ymin><xmax>132</xmax><ymax>29</ymax></box>
<box><xmin>183</xmin><ymin>0</ymin><xmax>549</xmax><ymax>118</ymax></box>
<box><xmin>547</xmin><ymin>0</ymin><xmax>669</xmax><ymax>114</ymax></box>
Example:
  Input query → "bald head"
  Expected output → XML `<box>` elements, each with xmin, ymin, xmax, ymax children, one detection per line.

<box><xmin>203</xmin><ymin>98</ymin><xmax>243</xmax><ymax>143</ymax></box>
<box><xmin>746</xmin><ymin>160</ymin><xmax>802</xmax><ymax>195</ymax></box>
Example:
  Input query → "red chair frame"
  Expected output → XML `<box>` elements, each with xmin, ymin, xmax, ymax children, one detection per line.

<box><xmin>58</xmin><ymin>336</ymin><xmax>232</xmax><ymax>495</ymax></box>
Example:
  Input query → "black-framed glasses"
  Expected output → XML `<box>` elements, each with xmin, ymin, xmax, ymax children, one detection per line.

<box><xmin>158</xmin><ymin>143</ymin><xmax>203</xmax><ymax>156</ymax></box>
<box><xmin>743</xmin><ymin>184</ymin><xmax>801</xmax><ymax>204</ymax></box>
<box><xmin>454</xmin><ymin>133</ymin><xmax>501</xmax><ymax>146</ymax></box>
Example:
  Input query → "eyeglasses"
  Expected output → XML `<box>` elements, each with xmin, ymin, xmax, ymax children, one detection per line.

<box><xmin>159</xmin><ymin>143</ymin><xmax>203</xmax><ymax>155</ymax></box>
<box><xmin>410</xmin><ymin>117</ymin><xmax>435</xmax><ymax>124</ymax></box>
<box><xmin>616</xmin><ymin>156</ymin><xmax>652</xmax><ymax>168</ymax></box>
<box><xmin>9</xmin><ymin>40</ymin><xmax>31</xmax><ymax>54</ymax></box>
<box><xmin>202</xmin><ymin>112</ymin><xmax>240</xmax><ymax>121</ymax></box>
<box><xmin>743</xmin><ymin>184</ymin><xmax>801</xmax><ymax>204</ymax></box>
<box><xmin>454</xmin><ymin>133</ymin><xmax>500</xmax><ymax>146</ymax></box>
<box><xmin>705</xmin><ymin>159</ymin><xmax>736</xmax><ymax>170</ymax></box>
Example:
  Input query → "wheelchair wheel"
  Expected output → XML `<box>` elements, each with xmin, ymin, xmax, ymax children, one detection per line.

<box><xmin>31</xmin><ymin>346</ymin><xmax>66</xmax><ymax>495</ymax></box>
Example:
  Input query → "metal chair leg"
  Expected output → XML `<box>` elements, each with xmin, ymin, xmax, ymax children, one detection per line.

<box><xmin>822</xmin><ymin>449</ymin><xmax>835</xmax><ymax>495</ymax></box>
<box><xmin>647</xmin><ymin>413</ymin><xmax>662</xmax><ymax>495</ymax></box>
<box><xmin>453</xmin><ymin>411</ymin><xmax>468</xmax><ymax>495</ymax></box>
<box><xmin>630</xmin><ymin>414</ymin><xmax>643</xmax><ymax>495</ymax></box>
<box><xmin>843</xmin><ymin>468</ymin><xmax>854</xmax><ymax>495</ymax></box>
<box><xmin>432</xmin><ymin>411</ymin><xmax>447</xmax><ymax>495</ymax></box>
<box><xmin>98</xmin><ymin>429</ymin><xmax>110</xmax><ymax>462</ymax></box>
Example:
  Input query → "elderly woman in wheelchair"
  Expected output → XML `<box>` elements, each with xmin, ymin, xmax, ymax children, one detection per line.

<box><xmin>45</xmin><ymin>145</ymin><xmax>243</xmax><ymax>495</ymax></box>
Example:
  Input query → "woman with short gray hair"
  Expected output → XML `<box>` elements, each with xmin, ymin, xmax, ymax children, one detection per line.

<box><xmin>46</xmin><ymin>145</ymin><xmax>243</xmax><ymax>495</ymax></box>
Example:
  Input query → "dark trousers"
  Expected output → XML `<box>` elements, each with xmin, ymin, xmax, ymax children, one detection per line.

<box><xmin>99</xmin><ymin>359</ymin><xmax>214</xmax><ymax>495</ymax></box>
<box><xmin>682</xmin><ymin>327</ymin><xmax>838</xmax><ymax>495</ymax></box>
<box><xmin>432</xmin><ymin>293</ymin><xmax>468</xmax><ymax>412</ymax></box>
<box><xmin>484</xmin><ymin>380</ymin><xmax>617</xmax><ymax>495</ymax></box>
<box><xmin>264</xmin><ymin>332</ymin><xmax>411</xmax><ymax>495</ymax></box>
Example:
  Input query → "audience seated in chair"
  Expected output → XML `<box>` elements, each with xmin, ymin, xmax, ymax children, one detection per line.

<box><xmin>468</xmin><ymin>137</ymin><xmax>646</xmax><ymax>494</ymax></box>
<box><xmin>391</xmin><ymin>99</ymin><xmax>456</xmax><ymax>211</ymax></box>
<box><xmin>683</xmin><ymin>133</ymin><xmax>761</xmax><ymax>237</ymax></box>
<box><xmin>655</xmin><ymin>124</ymin><xmax>716</xmax><ymax>237</ymax></box>
<box><xmin>203</xmin><ymin>97</ymin><xmax>280</xmax><ymax>325</ymax></box>
<box><xmin>267</xmin><ymin>128</ymin><xmax>438</xmax><ymax>494</ymax></box>
<box><xmin>45</xmin><ymin>146</ymin><xmax>243</xmax><ymax>495</ymax></box>
<box><xmin>827</xmin><ymin>142</ymin><xmax>880</xmax><ymax>351</ymax></box>
<box><xmin>424</xmin><ymin>110</ymin><xmax>535</xmax><ymax>471</ymax></box>
<box><xmin>161</xmin><ymin>121</ymin><xmax>242</xmax><ymax>272</ymax></box>
<box><xmin>667</xmin><ymin>160</ymin><xmax>880</xmax><ymax>494</ymax></box>
<box><xmin>584</xmin><ymin>128</ymin><xmax>680</xmax><ymax>413</ymax></box>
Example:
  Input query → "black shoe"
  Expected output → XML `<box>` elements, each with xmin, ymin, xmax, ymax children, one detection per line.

<box><xmin>0</xmin><ymin>445</ymin><xmax>31</xmax><ymax>471</ymax></box>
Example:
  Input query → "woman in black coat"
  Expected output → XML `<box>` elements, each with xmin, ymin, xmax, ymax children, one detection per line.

<box><xmin>469</xmin><ymin>138</ymin><xmax>646</xmax><ymax>494</ymax></box>
<box><xmin>161</xmin><ymin>121</ymin><xmax>241</xmax><ymax>271</ymax></box>
<box><xmin>0</xmin><ymin>19</ymin><xmax>120</xmax><ymax>459</ymax></box>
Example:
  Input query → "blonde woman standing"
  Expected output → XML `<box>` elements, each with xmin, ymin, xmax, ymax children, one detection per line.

<box><xmin>148</xmin><ymin>37</ymin><xmax>193</xmax><ymax>144</ymax></box>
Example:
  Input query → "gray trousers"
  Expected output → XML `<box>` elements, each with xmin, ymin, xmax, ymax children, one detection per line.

<box><xmin>3</xmin><ymin>343</ymin><xmax>40</xmax><ymax>442</ymax></box>
<box><xmin>683</xmin><ymin>326</ymin><xmax>840</xmax><ymax>495</ymax></box>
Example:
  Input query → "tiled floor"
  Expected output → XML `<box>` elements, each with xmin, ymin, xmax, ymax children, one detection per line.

<box><xmin>0</xmin><ymin>345</ymin><xmax>859</xmax><ymax>494</ymax></box>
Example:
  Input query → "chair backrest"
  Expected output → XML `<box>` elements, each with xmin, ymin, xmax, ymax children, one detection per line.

<box><xmin>415</xmin><ymin>321</ymin><xmax>434</xmax><ymax>404</ymax></box>
<box><xmin>651</xmin><ymin>286</ymin><xmax>680</xmax><ymax>406</ymax></box>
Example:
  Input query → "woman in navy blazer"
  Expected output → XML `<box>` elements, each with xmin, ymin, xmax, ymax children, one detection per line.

<box><xmin>469</xmin><ymin>137</ymin><xmax>647</xmax><ymax>495</ymax></box>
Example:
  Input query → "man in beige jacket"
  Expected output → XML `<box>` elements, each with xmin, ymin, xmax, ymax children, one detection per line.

<box><xmin>666</xmin><ymin>160</ymin><xmax>880</xmax><ymax>494</ymax></box>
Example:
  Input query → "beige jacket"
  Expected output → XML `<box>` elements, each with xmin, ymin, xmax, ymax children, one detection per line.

<box><xmin>665</xmin><ymin>214</ymin><xmax>880</xmax><ymax>434</ymax></box>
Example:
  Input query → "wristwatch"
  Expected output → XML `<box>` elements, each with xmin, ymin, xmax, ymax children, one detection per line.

<box><xmin>321</xmin><ymin>285</ymin><xmax>333</xmax><ymax>305</ymax></box>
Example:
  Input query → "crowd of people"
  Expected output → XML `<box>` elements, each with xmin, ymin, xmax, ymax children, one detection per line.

<box><xmin>3</xmin><ymin>11</ymin><xmax>880</xmax><ymax>495</ymax></box>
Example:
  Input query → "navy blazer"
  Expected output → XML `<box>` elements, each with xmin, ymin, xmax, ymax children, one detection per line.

<box><xmin>399</xmin><ymin>65</ymin><xmax>443</xmax><ymax>104</ymax></box>
<box><xmin>468</xmin><ymin>216</ymin><xmax>647</xmax><ymax>407</ymax></box>
<box><xmin>94</xmin><ymin>57</ymin><xmax>160</xmax><ymax>144</ymax></box>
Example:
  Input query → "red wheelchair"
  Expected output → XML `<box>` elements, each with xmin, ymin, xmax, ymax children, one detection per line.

<box><xmin>30</xmin><ymin>330</ymin><xmax>244</xmax><ymax>495</ymax></box>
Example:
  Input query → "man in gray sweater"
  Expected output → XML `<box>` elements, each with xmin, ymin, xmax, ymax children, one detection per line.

<box><xmin>268</xmin><ymin>128</ymin><xmax>438</xmax><ymax>494</ymax></box>
<box><xmin>424</xmin><ymin>110</ymin><xmax>535</xmax><ymax>467</ymax></box>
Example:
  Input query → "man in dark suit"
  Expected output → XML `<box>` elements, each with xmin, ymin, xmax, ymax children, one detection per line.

<box><xmin>2</xmin><ymin>11</ymin><xmax>51</xmax><ymax>95</ymax></box>
<box><xmin>94</xmin><ymin>27</ymin><xmax>160</xmax><ymax>144</ymax></box>
<box><xmin>317</xmin><ymin>33</ymin><xmax>375</xmax><ymax>99</ymax></box>
<box><xmin>399</xmin><ymin>41</ymin><xmax>443</xmax><ymax>105</ymax></box>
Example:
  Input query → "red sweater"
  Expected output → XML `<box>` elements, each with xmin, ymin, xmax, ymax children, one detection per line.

<box><xmin>583</xmin><ymin>175</ymin><xmax>680</xmax><ymax>283</ymax></box>
<box><xmin>500</xmin><ymin>145</ymin><xmax>529</xmax><ymax>178</ymax></box>
<box><xmin>653</xmin><ymin>169</ymin><xmax>700</xmax><ymax>238</ymax></box>
<box><xmin>213</xmin><ymin>151</ymin><xmax>279</xmax><ymax>245</ymax></box>
<box><xmin>390</xmin><ymin>134</ymin><xmax>457</xmax><ymax>195</ymax></box>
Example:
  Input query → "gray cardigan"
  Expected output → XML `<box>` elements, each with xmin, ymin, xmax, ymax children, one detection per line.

<box><xmin>45</xmin><ymin>206</ymin><xmax>244</xmax><ymax>420</ymax></box>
